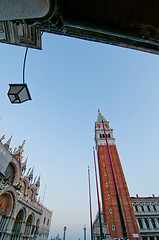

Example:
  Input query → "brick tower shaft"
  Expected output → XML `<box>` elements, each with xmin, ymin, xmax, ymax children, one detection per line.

<box><xmin>95</xmin><ymin>111</ymin><xmax>141</xmax><ymax>239</ymax></box>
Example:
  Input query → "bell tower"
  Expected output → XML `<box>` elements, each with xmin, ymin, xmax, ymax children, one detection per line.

<box><xmin>95</xmin><ymin>110</ymin><xmax>141</xmax><ymax>239</ymax></box>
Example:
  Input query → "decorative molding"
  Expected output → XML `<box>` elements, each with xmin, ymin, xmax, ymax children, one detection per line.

<box><xmin>0</xmin><ymin>21</ymin><xmax>42</xmax><ymax>49</ymax></box>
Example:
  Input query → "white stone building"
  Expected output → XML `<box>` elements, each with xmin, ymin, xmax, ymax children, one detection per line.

<box><xmin>0</xmin><ymin>136</ymin><xmax>52</xmax><ymax>240</ymax></box>
<box><xmin>131</xmin><ymin>195</ymin><xmax>159</xmax><ymax>240</ymax></box>
<box><xmin>93</xmin><ymin>196</ymin><xmax>159</xmax><ymax>240</ymax></box>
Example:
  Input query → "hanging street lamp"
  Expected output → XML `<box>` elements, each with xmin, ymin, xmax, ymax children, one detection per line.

<box><xmin>8</xmin><ymin>47</ymin><xmax>32</xmax><ymax>104</ymax></box>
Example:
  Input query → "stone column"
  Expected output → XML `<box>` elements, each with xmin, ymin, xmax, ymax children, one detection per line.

<box><xmin>28</xmin><ymin>225</ymin><xmax>32</xmax><ymax>235</ymax></box>
<box><xmin>31</xmin><ymin>225</ymin><xmax>36</xmax><ymax>235</ymax></box>
<box><xmin>148</xmin><ymin>218</ymin><xmax>154</xmax><ymax>229</ymax></box>
<box><xmin>20</xmin><ymin>221</ymin><xmax>26</xmax><ymax>236</ymax></box>
<box><xmin>142</xmin><ymin>218</ymin><xmax>147</xmax><ymax>229</ymax></box>
<box><xmin>139</xmin><ymin>218</ymin><xmax>145</xmax><ymax>229</ymax></box>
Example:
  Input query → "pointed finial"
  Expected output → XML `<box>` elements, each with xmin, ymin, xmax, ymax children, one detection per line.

<box><xmin>15</xmin><ymin>140</ymin><xmax>26</xmax><ymax>153</ymax></box>
<box><xmin>0</xmin><ymin>135</ymin><xmax>5</xmax><ymax>142</ymax></box>
<box><xmin>21</xmin><ymin>157</ymin><xmax>28</xmax><ymax>171</ymax></box>
<box><xmin>36</xmin><ymin>175</ymin><xmax>41</xmax><ymax>187</ymax></box>
<box><xmin>29</xmin><ymin>167</ymin><xmax>34</xmax><ymax>178</ymax></box>
<box><xmin>17</xmin><ymin>140</ymin><xmax>26</xmax><ymax>154</ymax></box>
<box><xmin>28</xmin><ymin>167</ymin><xmax>34</xmax><ymax>184</ymax></box>
<box><xmin>21</xmin><ymin>140</ymin><xmax>26</xmax><ymax>149</ymax></box>
<box><xmin>13</xmin><ymin>147</ymin><xmax>17</xmax><ymax>154</ymax></box>
<box><xmin>27</xmin><ymin>167</ymin><xmax>31</xmax><ymax>176</ymax></box>
<box><xmin>33</xmin><ymin>176</ymin><xmax>37</xmax><ymax>184</ymax></box>
<box><xmin>4</xmin><ymin>135</ymin><xmax>13</xmax><ymax>150</ymax></box>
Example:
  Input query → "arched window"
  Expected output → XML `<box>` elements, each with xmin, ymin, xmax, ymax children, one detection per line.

<box><xmin>141</xmin><ymin>206</ymin><xmax>144</xmax><ymax>212</ymax></box>
<box><xmin>47</xmin><ymin>219</ymin><xmax>49</xmax><ymax>226</ymax></box>
<box><xmin>151</xmin><ymin>218</ymin><xmax>156</xmax><ymax>228</ymax></box>
<box><xmin>20</xmin><ymin>181</ymin><xmax>26</xmax><ymax>194</ymax></box>
<box><xmin>135</xmin><ymin>206</ymin><xmax>138</xmax><ymax>212</ymax></box>
<box><xmin>138</xmin><ymin>219</ymin><xmax>143</xmax><ymax>229</ymax></box>
<box><xmin>4</xmin><ymin>163</ymin><xmax>15</xmax><ymax>184</ymax></box>
<box><xmin>145</xmin><ymin>219</ymin><xmax>150</xmax><ymax>229</ymax></box>
<box><xmin>153</xmin><ymin>205</ymin><xmax>156</xmax><ymax>211</ymax></box>
<box><xmin>24</xmin><ymin>214</ymin><xmax>33</xmax><ymax>235</ymax></box>
<box><xmin>43</xmin><ymin>217</ymin><xmax>46</xmax><ymax>224</ymax></box>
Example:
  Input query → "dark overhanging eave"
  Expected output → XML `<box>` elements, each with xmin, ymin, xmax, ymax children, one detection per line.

<box><xmin>54</xmin><ymin>0</ymin><xmax>159</xmax><ymax>54</ymax></box>
<box><xmin>44</xmin><ymin>21</ymin><xmax>159</xmax><ymax>55</ymax></box>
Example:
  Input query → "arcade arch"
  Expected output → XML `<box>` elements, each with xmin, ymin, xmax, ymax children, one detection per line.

<box><xmin>34</xmin><ymin>218</ymin><xmax>40</xmax><ymax>237</ymax></box>
<box><xmin>24</xmin><ymin>213</ymin><xmax>34</xmax><ymax>236</ymax></box>
<box><xmin>0</xmin><ymin>192</ymin><xmax>14</xmax><ymax>232</ymax></box>
<box><xmin>11</xmin><ymin>208</ymin><xmax>26</xmax><ymax>238</ymax></box>
<box><xmin>0</xmin><ymin>192</ymin><xmax>14</xmax><ymax>217</ymax></box>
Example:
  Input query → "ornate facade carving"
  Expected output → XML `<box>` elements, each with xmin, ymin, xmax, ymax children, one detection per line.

<box><xmin>0</xmin><ymin>136</ymin><xmax>52</xmax><ymax>240</ymax></box>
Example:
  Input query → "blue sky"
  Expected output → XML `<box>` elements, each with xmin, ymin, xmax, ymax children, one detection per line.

<box><xmin>0</xmin><ymin>32</ymin><xmax>159</xmax><ymax>240</ymax></box>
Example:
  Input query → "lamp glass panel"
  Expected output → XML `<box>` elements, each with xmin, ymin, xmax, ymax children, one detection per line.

<box><xmin>8</xmin><ymin>95</ymin><xmax>16</xmax><ymax>102</ymax></box>
<box><xmin>18</xmin><ymin>87</ymin><xmax>30</xmax><ymax>102</ymax></box>
<box><xmin>9</xmin><ymin>85</ymin><xmax>23</xmax><ymax>94</ymax></box>
<box><xmin>14</xmin><ymin>99</ymin><xmax>20</xmax><ymax>103</ymax></box>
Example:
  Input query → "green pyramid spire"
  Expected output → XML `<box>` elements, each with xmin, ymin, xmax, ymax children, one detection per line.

<box><xmin>97</xmin><ymin>110</ymin><xmax>107</xmax><ymax>122</ymax></box>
